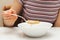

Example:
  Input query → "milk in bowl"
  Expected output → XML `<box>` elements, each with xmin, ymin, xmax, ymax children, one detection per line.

<box><xmin>18</xmin><ymin>20</ymin><xmax>52</xmax><ymax>37</ymax></box>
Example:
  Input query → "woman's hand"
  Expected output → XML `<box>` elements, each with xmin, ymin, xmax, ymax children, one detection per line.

<box><xmin>2</xmin><ymin>9</ymin><xmax>18</xmax><ymax>27</ymax></box>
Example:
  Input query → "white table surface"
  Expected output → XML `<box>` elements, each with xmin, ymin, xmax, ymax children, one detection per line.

<box><xmin>0</xmin><ymin>27</ymin><xmax>60</xmax><ymax>40</ymax></box>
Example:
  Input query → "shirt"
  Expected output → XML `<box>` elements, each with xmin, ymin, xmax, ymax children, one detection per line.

<box><xmin>19</xmin><ymin>0</ymin><xmax>59</xmax><ymax>23</ymax></box>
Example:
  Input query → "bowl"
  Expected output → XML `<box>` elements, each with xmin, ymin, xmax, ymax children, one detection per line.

<box><xmin>18</xmin><ymin>21</ymin><xmax>52</xmax><ymax>37</ymax></box>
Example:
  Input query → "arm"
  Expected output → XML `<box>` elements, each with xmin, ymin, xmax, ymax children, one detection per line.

<box><xmin>3</xmin><ymin>0</ymin><xmax>22</xmax><ymax>14</ymax></box>
<box><xmin>2</xmin><ymin>0</ymin><xmax>22</xmax><ymax>27</ymax></box>
<box><xmin>54</xmin><ymin>10</ymin><xmax>60</xmax><ymax>27</ymax></box>
<box><xmin>10</xmin><ymin>0</ymin><xmax>23</xmax><ymax>14</ymax></box>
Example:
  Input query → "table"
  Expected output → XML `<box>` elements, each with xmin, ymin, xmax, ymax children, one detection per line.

<box><xmin>0</xmin><ymin>27</ymin><xmax>60</xmax><ymax>40</ymax></box>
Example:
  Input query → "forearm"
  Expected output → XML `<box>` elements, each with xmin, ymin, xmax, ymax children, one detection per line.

<box><xmin>10</xmin><ymin>0</ymin><xmax>22</xmax><ymax>14</ymax></box>
<box><xmin>3</xmin><ymin>0</ymin><xmax>22</xmax><ymax>14</ymax></box>
<box><xmin>2</xmin><ymin>0</ymin><xmax>22</xmax><ymax>27</ymax></box>
<box><xmin>54</xmin><ymin>10</ymin><xmax>60</xmax><ymax>27</ymax></box>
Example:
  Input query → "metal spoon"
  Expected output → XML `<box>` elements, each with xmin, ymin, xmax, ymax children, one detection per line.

<box><xmin>11</xmin><ymin>14</ymin><xmax>27</xmax><ymax>22</ymax></box>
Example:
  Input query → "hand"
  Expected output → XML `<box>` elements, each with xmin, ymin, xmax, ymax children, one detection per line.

<box><xmin>2</xmin><ymin>9</ymin><xmax>18</xmax><ymax>27</ymax></box>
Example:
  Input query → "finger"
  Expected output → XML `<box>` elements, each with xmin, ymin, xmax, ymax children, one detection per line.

<box><xmin>9</xmin><ymin>9</ymin><xmax>16</xmax><ymax>14</ymax></box>
<box><xmin>2</xmin><ymin>11</ymin><xmax>11</xmax><ymax>20</ymax></box>
<box><xmin>2</xmin><ymin>11</ymin><xmax>10</xmax><ymax>18</ymax></box>
<box><xmin>4</xmin><ymin>15</ymin><xmax>18</xmax><ymax>25</ymax></box>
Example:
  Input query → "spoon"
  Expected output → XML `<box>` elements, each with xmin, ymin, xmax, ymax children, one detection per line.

<box><xmin>11</xmin><ymin>14</ymin><xmax>33</xmax><ymax>26</ymax></box>
<box><xmin>12</xmin><ymin>14</ymin><xmax>40</xmax><ymax>24</ymax></box>
<box><xmin>11</xmin><ymin>14</ymin><xmax>27</xmax><ymax>22</ymax></box>
<box><xmin>11</xmin><ymin>14</ymin><xmax>34</xmax><ymax>26</ymax></box>
<box><xmin>11</xmin><ymin>14</ymin><xmax>40</xmax><ymax>27</ymax></box>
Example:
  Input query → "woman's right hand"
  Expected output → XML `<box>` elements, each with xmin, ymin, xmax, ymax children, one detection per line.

<box><xmin>2</xmin><ymin>9</ymin><xmax>18</xmax><ymax>27</ymax></box>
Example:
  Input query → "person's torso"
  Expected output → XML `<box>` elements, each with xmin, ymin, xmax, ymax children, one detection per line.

<box><xmin>22</xmin><ymin>0</ymin><xmax>59</xmax><ymax>23</ymax></box>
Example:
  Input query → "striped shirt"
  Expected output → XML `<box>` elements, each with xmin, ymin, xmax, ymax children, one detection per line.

<box><xmin>19</xmin><ymin>0</ymin><xmax>59</xmax><ymax>23</ymax></box>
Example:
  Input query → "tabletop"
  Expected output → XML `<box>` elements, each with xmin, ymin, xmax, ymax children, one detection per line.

<box><xmin>0</xmin><ymin>27</ymin><xmax>60</xmax><ymax>40</ymax></box>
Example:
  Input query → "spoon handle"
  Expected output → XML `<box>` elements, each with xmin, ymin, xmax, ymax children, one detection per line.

<box><xmin>11</xmin><ymin>14</ymin><xmax>27</xmax><ymax>22</ymax></box>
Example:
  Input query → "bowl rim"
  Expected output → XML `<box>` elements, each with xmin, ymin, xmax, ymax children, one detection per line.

<box><xmin>18</xmin><ymin>21</ymin><xmax>53</xmax><ymax>27</ymax></box>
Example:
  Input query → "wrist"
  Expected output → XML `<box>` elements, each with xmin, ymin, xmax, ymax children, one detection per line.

<box><xmin>4</xmin><ymin>23</ymin><xmax>14</xmax><ymax>27</ymax></box>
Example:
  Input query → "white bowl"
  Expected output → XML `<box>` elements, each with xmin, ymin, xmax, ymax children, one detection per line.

<box><xmin>18</xmin><ymin>22</ymin><xmax>52</xmax><ymax>37</ymax></box>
